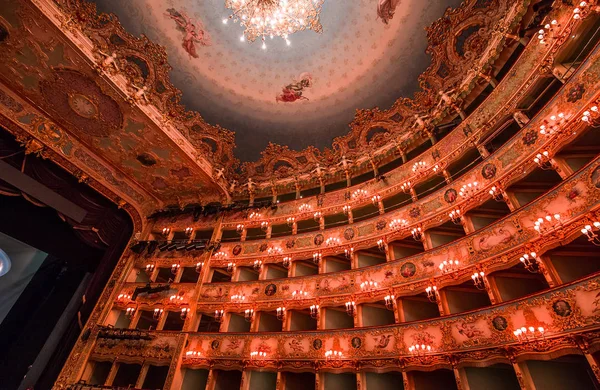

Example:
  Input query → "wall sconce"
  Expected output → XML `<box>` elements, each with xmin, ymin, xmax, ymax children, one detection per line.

<box><xmin>352</xmin><ymin>189</ymin><xmax>368</xmax><ymax>200</ymax></box>
<box><xmin>360</xmin><ymin>280</ymin><xmax>379</xmax><ymax>291</ymax></box>
<box><xmin>299</xmin><ymin>203</ymin><xmax>312</xmax><ymax>213</ymax></box>
<box><xmin>162</xmin><ymin>227</ymin><xmax>171</xmax><ymax>236</ymax></box>
<box><xmin>226</xmin><ymin>262</ymin><xmax>236</xmax><ymax>273</ymax></box>
<box><xmin>244</xmin><ymin>308</ymin><xmax>254</xmax><ymax>322</ymax></box>
<box><xmin>471</xmin><ymin>271</ymin><xmax>486</xmax><ymax>290</ymax></box>
<box><xmin>581</xmin><ymin>106</ymin><xmax>600</xmax><ymax>127</ymax></box>
<box><xmin>539</xmin><ymin>113</ymin><xmax>566</xmax><ymax>136</ymax></box>
<box><xmin>250</xmin><ymin>351</ymin><xmax>267</xmax><ymax>359</ymax></box>
<box><xmin>267</xmin><ymin>246</ymin><xmax>283</xmax><ymax>256</ymax></box>
<box><xmin>519</xmin><ymin>252</ymin><xmax>540</xmax><ymax>273</ymax></box>
<box><xmin>195</xmin><ymin>261</ymin><xmax>204</xmax><ymax>273</ymax></box>
<box><xmin>170</xmin><ymin>295</ymin><xmax>184</xmax><ymax>303</ymax></box>
<box><xmin>185</xmin><ymin>227</ymin><xmax>193</xmax><ymax>237</ymax></box>
<box><xmin>371</xmin><ymin>194</ymin><xmax>382</xmax><ymax>205</ymax></box>
<box><xmin>400</xmin><ymin>181</ymin><xmax>413</xmax><ymax>193</ymax></box>
<box><xmin>282</xmin><ymin>256</ymin><xmax>292</xmax><ymax>269</ymax></box>
<box><xmin>153</xmin><ymin>308</ymin><xmax>164</xmax><ymax>319</ymax></box>
<box><xmin>514</xmin><ymin>326</ymin><xmax>545</xmax><ymax>342</ymax></box>
<box><xmin>377</xmin><ymin>238</ymin><xmax>387</xmax><ymax>252</ymax></box>
<box><xmin>409</xmin><ymin>344</ymin><xmax>432</xmax><ymax>357</ymax></box>
<box><xmin>325</xmin><ymin>350</ymin><xmax>343</xmax><ymax>360</ymax></box>
<box><xmin>489</xmin><ymin>186</ymin><xmax>506</xmax><ymax>202</ymax></box>
<box><xmin>213</xmin><ymin>251</ymin><xmax>228</xmax><ymax>260</ymax></box>
<box><xmin>448</xmin><ymin>208</ymin><xmax>462</xmax><ymax>224</ymax></box>
<box><xmin>581</xmin><ymin>222</ymin><xmax>600</xmax><ymax>245</ymax></box>
<box><xmin>292</xmin><ymin>290</ymin><xmax>308</xmax><ymax>299</ymax></box>
<box><xmin>286</xmin><ymin>217</ymin><xmax>295</xmax><ymax>226</ymax></box>
<box><xmin>533</xmin><ymin>151</ymin><xmax>555</xmax><ymax>170</ymax></box>
<box><xmin>261</xmin><ymin>221</ymin><xmax>269</xmax><ymax>232</ymax></box>
<box><xmin>313</xmin><ymin>211</ymin><xmax>323</xmax><ymax>221</ymax></box>
<box><xmin>214</xmin><ymin>309</ymin><xmax>224</xmax><ymax>322</ymax></box>
<box><xmin>171</xmin><ymin>263</ymin><xmax>181</xmax><ymax>275</ymax></box>
<box><xmin>439</xmin><ymin>259</ymin><xmax>459</xmax><ymax>274</ymax></box>
<box><xmin>534</xmin><ymin>214</ymin><xmax>561</xmax><ymax>234</ymax></box>
<box><xmin>253</xmin><ymin>260</ymin><xmax>262</xmax><ymax>271</ymax></box>
<box><xmin>125</xmin><ymin>307</ymin><xmax>136</xmax><ymax>317</ymax></box>
<box><xmin>144</xmin><ymin>264</ymin><xmax>155</xmax><ymax>275</ymax></box>
<box><xmin>180</xmin><ymin>307</ymin><xmax>190</xmax><ymax>320</ymax></box>
<box><xmin>310</xmin><ymin>304</ymin><xmax>319</xmax><ymax>319</ymax></box>
<box><xmin>249</xmin><ymin>212</ymin><xmax>262</xmax><ymax>220</ymax></box>
<box><xmin>117</xmin><ymin>293</ymin><xmax>132</xmax><ymax>302</ymax></box>
<box><xmin>412</xmin><ymin>161</ymin><xmax>428</xmax><ymax>175</ymax></box>
<box><xmin>186</xmin><ymin>351</ymin><xmax>201</xmax><ymax>358</ymax></box>
<box><xmin>236</xmin><ymin>224</ymin><xmax>245</xmax><ymax>234</ymax></box>
<box><xmin>425</xmin><ymin>285</ymin><xmax>438</xmax><ymax>302</ymax></box>
<box><xmin>344</xmin><ymin>247</ymin><xmax>354</xmax><ymax>259</ymax></box>
<box><xmin>325</xmin><ymin>237</ymin><xmax>341</xmax><ymax>247</ymax></box>
<box><xmin>573</xmin><ymin>2</ymin><xmax>592</xmax><ymax>19</ymax></box>
<box><xmin>276</xmin><ymin>307</ymin><xmax>286</xmax><ymax>321</ymax></box>
<box><xmin>313</xmin><ymin>252</ymin><xmax>322</xmax><ymax>264</ymax></box>
<box><xmin>343</xmin><ymin>205</ymin><xmax>352</xmax><ymax>215</ymax></box>
<box><xmin>345</xmin><ymin>301</ymin><xmax>356</xmax><ymax>317</ymax></box>
<box><xmin>411</xmin><ymin>227</ymin><xmax>423</xmax><ymax>241</ymax></box>
<box><xmin>384</xmin><ymin>295</ymin><xmax>395</xmax><ymax>310</ymax></box>
<box><xmin>390</xmin><ymin>218</ymin><xmax>408</xmax><ymax>231</ymax></box>
<box><xmin>459</xmin><ymin>182</ymin><xmax>479</xmax><ymax>198</ymax></box>
<box><xmin>231</xmin><ymin>294</ymin><xmax>246</xmax><ymax>303</ymax></box>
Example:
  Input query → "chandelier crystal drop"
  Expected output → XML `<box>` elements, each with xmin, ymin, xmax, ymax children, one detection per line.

<box><xmin>223</xmin><ymin>0</ymin><xmax>325</xmax><ymax>46</ymax></box>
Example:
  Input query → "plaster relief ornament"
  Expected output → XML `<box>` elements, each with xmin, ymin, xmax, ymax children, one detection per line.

<box><xmin>94</xmin><ymin>50</ymin><xmax>120</xmax><ymax>74</ymax></box>
<box><xmin>165</xmin><ymin>8</ymin><xmax>211</xmax><ymax>59</ymax></box>
<box><xmin>128</xmin><ymin>83</ymin><xmax>150</xmax><ymax>105</ymax></box>
<box><xmin>377</xmin><ymin>0</ymin><xmax>400</xmax><ymax>24</ymax></box>
<box><xmin>214</xmin><ymin>167</ymin><xmax>226</xmax><ymax>181</ymax></box>
<box><xmin>276</xmin><ymin>73</ymin><xmax>313</xmax><ymax>103</ymax></box>
<box><xmin>338</xmin><ymin>155</ymin><xmax>354</xmax><ymax>170</ymax></box>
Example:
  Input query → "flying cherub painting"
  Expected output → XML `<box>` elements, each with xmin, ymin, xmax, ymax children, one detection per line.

<box><xmin>165</xmin><ymin>8</ymin><xmax>211</xmax><ymax>58</ymax></box>
<box><xmin>276</xmin><ymin>73</ymin><xmax>313</xmax><ymax>103</ymax></box>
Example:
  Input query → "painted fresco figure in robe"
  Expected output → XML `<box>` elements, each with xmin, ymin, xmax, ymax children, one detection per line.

<box><xmin>276</xmin><ymin>73</ymin><xmax>313</xmax><ymax>103</ymax></box>
<box><xmin>377</xmin><ymin>0</ymin><xmax>401</xmax><ymax>24</ymax></box>
<box><xmin>165</xmin><ymin>8</ymin><xmax>211</xmax><ymax>59</ymax></box>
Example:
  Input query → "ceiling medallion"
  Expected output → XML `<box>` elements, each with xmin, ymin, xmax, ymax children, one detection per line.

<box><xmin>68</xmin><ymin>94</ymin><xmax>99</xmax><ymax>119</ymax></box>
<box><xmin>223</xmin><ymin>0</ymin><xmax>325</xmax><ymax>49</ymax></box>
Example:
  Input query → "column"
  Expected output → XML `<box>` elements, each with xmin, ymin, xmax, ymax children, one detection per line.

<box><xmin>354</xmin><ymin>305</ymin><xmax>362</xmax><ymax>327</ymax></box>
<box><xmin>460</xmin><ymin>214</ymin><xmax>476</xmax><ymax>235</ymax></box>
<box><xmin>551</xmin><ymin>156</ymin><xmax>575</xmax><ymax>178</ymax></box>
<box><xmin>451</xmin><ymin>364</ymin><xmax>469</xmax><ymax>390</ymax></box>
<box><xmin>477</xmin><ymin>144</ymin><xmax>490</xmax><ymax>158</ymax></box>
<box><xmin>436</xmin><ymin>288</ymin><xmax>448</xmax><ymax>316</ymax></box>
<box><xmin>402</xmin><ymin>371</ymin><xmax>414</xmax><ymax>390</ymax></box>
<box><xmin>442</xmin><ymin>169</ymin><xmax>452</xmax><ymax>184</ymax></box>
<box><xmin>266</xmin><ymin>225</ymin><xmax>272</xmax><ymax>239</ymax></box>
<box><xmin>347</xmin><ymin>209</ymin><xmax>354</xmax><ymax>224</ymax></box>
<box><xmin>345</xmin><ymin>170</ymin><xmax>352</xmax><ymax>187</ymax></box>
<box><xmin>292</xmin><ymin>221</ymin><xmax>298</xmax><ymax>235</ymax></box>
<box><xmin>377</xmin><ymin>198</ymin><xmax>385</xmax><ymax>215</ymax></box>
<box><xmin>538</xmin><ymin>254</ymin><xmax>562</xmax><ymax>287</ymax></box>
<box><xmin>482</xmin><ymin>274</ymin><xmax>499</xmax><ymax>305</ymax></box>
<box><xmin>394</xmin><ymin>297</ymin><xmax>404</xmax><ymax>323</ymax></box>
<box><xmin>400</xmin><ymin>149</ymin><xmax>408</xmax><ymax>164</ymax></box>
<box><xmin>240</xmin><ymin>370</ymin><xmax>251</xmax><ymax>390</ymax></box>
<box><xmin>295</xmin><ymin>180</ymin><xmax>301</xmax><ymax>200</ymax></box>
<box><xmin>319</xmin><ymin>216</ymin><xmax>325</xmax><ymax>230</ymax></box>
<box><xmin>165</xmin><ymin>334</ymin><xmax>187</xmax><ymax>390</ymax></box>
<box><xmin>409</xmin><ymin>188</ymin><xmax>418</xmax><ymax>202</ymax></box>
<box><xmin>276</xmin><ymin>371</ymin><xmax>285</xmax><ymax>390</ymax></box>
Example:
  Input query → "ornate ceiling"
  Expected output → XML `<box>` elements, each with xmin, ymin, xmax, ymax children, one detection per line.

<box><xmin>91</xmin><ymin>0</ymin><xmax>462</xmax><ymax>162</ymax></box>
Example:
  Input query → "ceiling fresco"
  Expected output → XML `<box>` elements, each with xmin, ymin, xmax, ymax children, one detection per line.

<box><xmin>90</xmin><ymin>0</ymin><xmax>463</xmax><ymax>161</ymax></box>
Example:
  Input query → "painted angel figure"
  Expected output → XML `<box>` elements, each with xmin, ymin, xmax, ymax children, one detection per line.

<box><xmin>377</xmin><ymin>0</ymin><xmax>400</xmax><ymax>24</ymax></box>
<box><xmin>165</xmin><ymin>8</ymin><xmax>211</xmax><ymax>59</ymax></box>
<box><xmin>276</xmin><ymin>73</ymin><xmax>313</xmax><ymax>103</ymax></box>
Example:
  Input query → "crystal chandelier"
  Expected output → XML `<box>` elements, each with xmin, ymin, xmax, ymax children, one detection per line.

<box><xmin>223</xmin><ymin>0</ymin><xmax>325</xmax><ymax>48</ymax></box>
